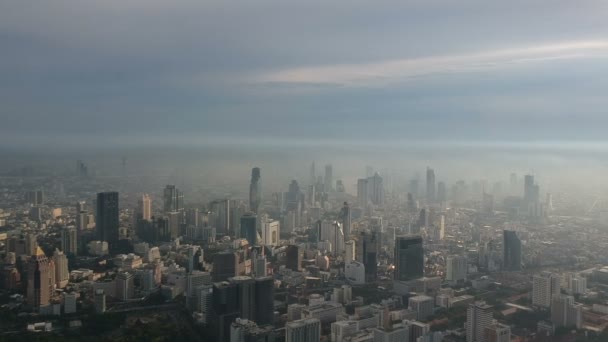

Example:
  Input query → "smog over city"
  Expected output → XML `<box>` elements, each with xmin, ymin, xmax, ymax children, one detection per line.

<box><xmin>1</xmin><ymin>1</ymin><xmax>608</xmax><ymax>341</ymax></box>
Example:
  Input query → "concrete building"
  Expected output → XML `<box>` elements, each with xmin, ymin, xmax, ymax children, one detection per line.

<box><xmin>466</xmin><ymin>301</ymin><xmax>493</xmax><ymax>342</ymax></box>
<box><xmin>286</xmin><ymin>318</ymin><xmax>321</xmax><ymax>342</ymax></box>
<box><xmin>533</xmin><ymin>272</ymin><xmax>560</xmax><ymax>309</ymax></box>
<box><xmin>408</xmin><ymin>295</ymin><xmax>434</xmax><ymax>321</ymax></box>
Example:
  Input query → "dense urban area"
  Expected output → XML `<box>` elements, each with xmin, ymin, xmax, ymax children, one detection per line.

<box><xmin>1</xmin><ymin>160</ymin><xmax>608</xmax><ymax>342</ymax></box>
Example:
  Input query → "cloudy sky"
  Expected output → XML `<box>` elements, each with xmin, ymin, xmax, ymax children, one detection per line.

<box><xmin>2</xmin><ymin>0</ymin><xmax>608</xmax><ymax>150</ymax></box>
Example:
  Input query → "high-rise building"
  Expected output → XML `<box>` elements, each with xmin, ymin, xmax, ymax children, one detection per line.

<box><xmin>345</xmin><ymin>240</ymin><xmax>356</xmax><ymax>264</ymax></box>
<box><xmin>426</xmin><ymin>167</ymin><xmax>436</xmax><ymax>202</ymax></box>
<box><xmin>503</xmin><ymin>230</ymin><xmax>522</xmax><ymax>271</ymax></box>
<box><xmin>261</xmin><ymin>217</ymin><xmax>280</xmax><ymax>246</ymax></box>
<box><xmin>27</xmin><ymin>247</ymin><xmax>51</xmax><ymax>308</ymax></box>
<box><xmin>137</xmin><ymin>194</ymin><xmax>152</xmax><ymax>221</ymax></box>
<box><xmin>25</xmin><ymin>190</ymin><xmax>45</xmax><ymax>206</ymax></box>
<box><xmin>446</xmin><ymin>255</ymin><xmax>468</xmax><ymax>284</ymax></box>
<box><xmin>53</xmin><ymin>249</ymin><xmax>69</xmax><ymax>288</ymax></box>
<box><xmin>524</xmin><ymin>174</ymin><xmax>535</xmax><ymax>203</ymax></box>
<box><xmin>116</xmin><ymin>272</ymin><xmax>134</xmax><ymax>301</ymax></box>
<box><xmin>394</xmin><ymin>235</ymin><xmax>424</xmax><ymax>281</ymax></box>
<box><xmin>210</xmin><ymin>199</ymin><xmax>231</xmax><ymax>235</ymax></box>
<box><xmin>286</xmin><ymin>318</ymin><xmax>321</xmax><ymax>342</ymax></box>
<box><xmin>254</xmin><ymin>255</ymin><xmax>267</xmax><ymax>277</ymax></box>
<box><xmin>320</xmin><ymin>220</ymin><xmax>344</xmax><ymax>256</ymax></box>
<box><xmin>76</xmin><ymin>201</ymin><xmax>89</xmax><ymax>231</ymax></box>
<box><xmin>341</xmin><ymin>202</ymin><xmax>352</xmax><ymax>240</ymax></box>
<box><xmin>167</xmin><ymin>211</ymin><xmax>181</xmax><ymax>240</ymax></box>
<box><xmin>373</xmin><ymin>327</ymin><xmax>409</xmax><ymax>342</ymax></box>
<box><xmin>324</xmin><ymin>164</ymin><xmax>333</xmax><ymax>192</ymax></box>
<box><xmin>437</xmin><ymin>181</ymin><xmax>447</xmax><ymax>203</ymax></box>
<box><xmin>533</xmin><ymin>271</ymin><xmax>561</xmax><ymax>309</ymax></box>
<box><xmin>409</xmin><ymin>295</ymin><xmax>434</xmax><ymax>320</ymax></box>
<box><xmin>368</xmin><ymin>173</ymin><xmax>384</xmax><ymax>206</ymax></box>
<box><xmin>255</xmin><ymin>276</ymin><xmax>275</xmax><ymax>326</ymax></box>
<box><xmin>212</xmin><ymin>251</ymin><xmax>239</xmax><ymax>282</ymax></box>
<box><xmin>551</xmin><ymin>295</ymin><xmax>582</xmax><ymax>329</ymax></box>
<box><xmin>230</xmin><ymin>276</ymin><xmax>256</xmax><ymax>321</ymax></box>
<box><xmin>357</xmin><ymin>178</ymin><xmax>369</xmax><ymax>207</ymax></box>
<box><xmin>63</xmin><ymin>292</ymin><xmax>77</xmax><ymax>314</ymax></box>
<box><xmin>466</xmin><ymin>301</ymin><xmax>493</xmax><ymax>342</ymax></box>
<box><xmin>240</xmin><ymin>213</ymin><xmax>257</xmax><ymax>246</ymax></box>
<box><xmin>484</xmin><ymin>323</ymin><xmax>511</xmax><ymax>342</ymax></box>
<box><xmin>61</xmin><ymin>227</ymin><xmax>78</xmax><ymax>255</ymax></box>
<box><xmin>163</xmin><ymin>185</ymin><xmax>184</xmax><ymax>213</ymax></box>
<box><xmin>95</xmin><ymin>289</ymin><xmax>106</xmax><ymax>313</ymax></box>
<box><xmin>286</xmin><ymin>245</ymin><xmax>302</xmax><ymax>272</ymax></box>
<box><xmin>249</xmin><ymin>168</ymin><xmax>261</xmax><ymax>214</ymax></box>
<box><xmin>96</xmin><ymin>192</ymin><xmax>119</xmax><ymax>249</ymax></box>
<box><xmin>357</xmin><ymin>232</ymin><xmax>379</xmax><ymax>282</ymax></box>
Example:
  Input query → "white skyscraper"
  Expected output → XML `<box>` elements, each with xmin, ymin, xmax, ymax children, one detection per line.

<box><xmin>345</xmin><ymin>240</ymin><xmax>356</xmax><ymax>264</ymax></box>
<box><xmin>466</xmin><ymin>301</ymin><xmax>493</xmax><ymax>342</ymax></box>
<box><xmin>137</xmin><ymin>194</ymin><xmax>152</xmax><ymax>221</ymax></box>
<box><xmin>53</xmin><ymin>249</ymin><xmax>69</xmax><ymax>288</ymax></box>
<box><xmin>262</xmin><ymin>218</ymin><xmax>280</xmax><ymax>246</ymax></box>
<box><xmin>446</xmin><ymin>255</ymin><xmax>468</xmax><ymax>284</ymax></box>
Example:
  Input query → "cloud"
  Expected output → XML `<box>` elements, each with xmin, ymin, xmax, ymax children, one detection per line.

<box><xmin>257</xmin><ymin>40</ymin><xmax>608</xmax><ymax>87</ymax></box>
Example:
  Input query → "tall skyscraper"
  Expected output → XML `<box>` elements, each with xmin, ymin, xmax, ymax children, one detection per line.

<box><xmin>426</xmin><ymin>167</ymin><xmax>436</xmax><ymax>202</ymax></box>
<box><xmin>551</xmin><ymin>295</ymin><xmax>582</xmax><ymax>329</ymax></box>
<box><xmin>357</xmin><ymin>178</ymin><xmax>369</xmax><ymax>207</ymax></box>
<box><xmin>394</xmin><ymin>235</ymin><xmax>424</xmax><ymax>281</ymax></box>
<box><xmin>163</xmin><ymin>185</ymin><xmax>183</xmax><ymax>213</ymax></box>
<box><xmin>286</xmin><ymin>318</ymin><xmax>321</xmax><ymax>342</ymax></box>
<box><xmin>27</xmin><ymin>247</ymin><xmax>51</xmax><ymax>308</ymax></box>
<box><xmin>255</xmin><ymin>276</ymin><xmax>275</xmax><ymax>326</ymax></box>
<box><xmin>524</xmin><ymin>174</ymin><xmax>535</xmax><ymax>203</ymax></box>
<box><xmin>137</xmin><ymin>194</ymin><xmax>152</xmax><ymax>221</ymax></box>
<box><xmin>533</xmin><ymin>271</ymin><xmax>561</xmax><ymax>309</ymax></box>
<box><xmin>503</xmin><ymin>230</ymin><xmax>522</xmax><ymax>271</ymax></box>
<box><xmin>61</xmin><ymin>227</ymin><xmax>78</xmax><ymax>256</ymax></box>
<box><xmin>324</xmin><ymin>164</ymin><xmax>333</xmax><ymax>192</ymax></box>
<box><xmin>357</xmin><ymin>231</ymin><xmax>379</xmax><ymax>282</ymax></box>
<box><xmin>285</xmin><ymin>245</ymin><xmax>302</xmax><ymax>272</ymax></box>
<box><xmin>340</xmin><ymin>202</ymin><xmax>351</xmax><ymax>240</ymax></box>
<box><xmin>368</xmin><ymin>172</ymin><xmax>384</xmax><ymax>206</ymax></box>
<box><xmin>53</xmin><ymin>249</ymin><xmax>69</xmax><ymax>288</ymax></box>
<box><xmin>466</xmin><ymin>301</ymin><xmax>493</xmax><ymax>342</ymax></box>
<box><xmin>209</xmin><ymin>199</ymin><xmax>231</xmax><ymax>234</ymax></box>
<box><xmin>261</xmin><ymin>217</ymin><xmax>280</xmax><ymax>246</ymax></box>
<box><xmin>437</xmin><ymin>181</ymin><xmax>447</xmax><ymax>203</ymax></box>
<box><xmin>240</xmin><ymin>213</ymin><xmax>257</xmax><ymax>246</ymax></box>
<box><xmin>249</xmin><ymin>167</ymin><xmax>261</xmax><ymax>214</ymax></box>
<box><xmin>96</xmin><ymin>192</ymin><xmax>119</xmax><ymax>248</ymax></box>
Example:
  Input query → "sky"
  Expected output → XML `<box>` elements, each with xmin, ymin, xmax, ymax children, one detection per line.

<box><xmin>1</xmin><ymin>0</ymin><xmax>608</xmax><ymax>151</ymax></box>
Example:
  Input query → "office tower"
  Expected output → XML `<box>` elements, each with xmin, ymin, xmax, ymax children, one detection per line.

<box><xmin>95</xmin><ymin>289</ymin><xmax>106</xmax><ymax>313</ymax></box>
<box><xmin>53</xmin><ymin>249</ymin><xmax>69</xmax><ymax>288</ymax></box>
<box><xmin>186</xmin><ymin>208</ymin><xmax>200</xmax><ymax>227</ymax></box>
<box><xmin>209</xmin><ymin>199</ymin><xmax>231</xmax><ymax>235</ymax></box>
<box><xmin>195</xmin><ymin>284</ymin><xmax>213</xmax><ymax>322</ymax></box>
<box><xmin>29</xmin><ymin>206</ymin><xmax>42</xmax><ymax>222</ymax></box>
<box><xmin>186</xmin><ymin>271</ymin><xmax>211</xmax><ymax>310</ymax></box>
<box><xmin>61</xmin><ymin>227</ymin><xmax>78</xmax><ymax>255</ymax></box>
<box><xmin>249</xmin><ymin>168</ymin><xmax>261</xmax><ymax>214</ymax></box>
<box><xmin>394</xmin><ymin>235</ymin><xmax>424</xmax><ymax>281</ymax></box>
<box><xmin>254</xmin><ymin>255</ymin><xmax>267</xmax><ymax>277</ymax></box>
<box><xmin>437</xmin><ymin>181</ymin><xmax>447</xmax><ymax>203</ymax></box>
<box><xmin>357</xmin><ymin>232</ymin><xmax>379</xmax><ymax>282</ymax></box>
<box><xmin>446</xmin><ymin>255</ymin><xmax>468</xmax><ymax>284</ymax></box>
<box><xmin>76</xmin><ymin>201</ymin><xmax>89</xmax><ymax>230</ymax></box>
<box><xmin>409</xmin><ymin>295</ymin><xmax>434</xmax><ymax>320</ymax></box>
<box><xmin>551</xmin><ymin>295</ymin><xmax>582</xmax><ymax>329</ymax></box>
<box><xmin>27</xmin><ymin>247</ymin><xmax>51</xmax><ymax>308</ymax></box>
<box><xmin>25</xmin><ymin>233</ymin><xmax>38</xmax><ymax>256</ymax></box>
<box><xmin>426</xmin><ymin>167</ymin><xmax>436</xmax><ymax>202</ymax></box>
<box><xmin>373</xmin><ymin>327</ymin><xmax>409</xmax><ymax>342</ymax></box>
<box><xmin>63</xmin><ymin>292</ymin><xmax>77</xmax><ymax>314</ymax></box>
<box><xmin>533</xmin><ymin>271</ymin><xmax>561</xmax><ymax>309</ymax></box>
<box><xmin>357</xmin><ymin>178</ymin><xmax>369</xmax><ymax>207</ymax></box>
<box><xmin>287</xmin><ymin>180</ymin><xmax>303</xmax><ymax>211</ymax></box>
<box><xmin>484</xmin><ymin>323</ymin><xmax>511</xmax><ymax>342</ymax></box>
<box><xmin>137</xmin><ymin>194</ymin><xmax>152</xmax><ymax>221</ymax></box>
<box><xmin>163</xmin><ymin>185</ymin><xmax>183</xmax><ymax>213</ymax></box>
<box><xmin>240</xmin><ymin>213</ymin><xmax>257</xmax><ymax>246</ymax></box>
<box><xmin>212</xmin><ymin>251</ymin><xmax>239</xmax><ymax>282</ymax></box>
<box><xmin>369</xmin><ymin>172</ymin><xmax>384</xmax><ymax>205</ymax></box>
<box><xmin>255</xmin><ymin>276</ymin><xmax>275</xmax><ymax>325</ymax></box>
<box><xmin>261</xmin><ymin>217</ymin><xmax>280</xmax><ymax>246</ymax></box>
<box><xmin>524</xmin><ymin>174</ymin><xmax>535</xmax><ymax>203</ymax></box>
<box><xmin>213</xmin><ymin>281</ymin><xmax>240</xmax><ymax>341</ymax></box>
<box><xmin>324</xmin><ymin>164</ymin><xmax>333</xmax><ymax>192</ymax></box>
<box><xmin>229</xmin><ymin>276</ymin><xmax>256</xmax><ymax>320</ymax></box>
<box><xmin>167</xmin><ymin>211</ymin><xmax>180</xmax><ymax>239</ymax></box>
<box><xmin>466</xmin><ymin>301</ymin><xmax>493</xmax><ymax>342</ymax></box>
<box><xmin>154</xmin><ymin>216</ymin><xmax>171</xmax><ymax>242</ymax></box>
<box><xmin>345</xmin><ymin>240</ymin><xmax>356</xmax><ymax>264</ymax></box>
<box><xmin>285</xmin><ymin>245</ymin><xmax>302</xmax><ymax>272</ymax></box>
<box><xmin>116</xmin><ymin>272</ymin><xmax>134</xmax><ymax>301</ymax></box>
<box><xmin>25</xmin><ymin>190</ymin><xmax>44</xmax><ymax>205</ymax></box>
<box><xmin>502</xmin><ymin>230</ymin><xmax>522</xmax><ymax>271</ymax></box>
<box><xmin>286</xmin><ymin>318</ymin><xmax>321</xmax><ymax>342</ymax></box>
<box><xmin>341</xmin><ymin>202</ymin><xmax>351</xmax><ymax>239</ymax></box>
<box><xmin>570</xmin><ymin>275</ymin><xmax>587</xmax><ymax>295</ymax></box>
<box><xmin>319</xmin><ymin>220</ymin><xmax>344</xmax><ymax>255</ymax></box>
<box><xmin>96</xmin><ymin>192</ymin><xmax>119</xmax><ymax>248</ymax></box>
<box><xmin>76</xmin><ymin>160</ymin><xmax>88</xmax><ymax>177</ymax></box>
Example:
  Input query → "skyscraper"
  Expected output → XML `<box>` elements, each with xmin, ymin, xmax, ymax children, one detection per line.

<box><xmin>340</xmin><ymin>202</ymin><xmax>351</xmax><ymax>240</ymax></box>
<box><xmin>286</xmin><ymin>318</ymin><xmax>321</xmax><ymax>342</ymax></box>
<box><xmin>357</xmin><ymin>178</ymin><xmax>369</xmax><ymax>207</ymax></box>
<box><xmin>368</xmin><ymin>172</ymin><xmax>384</xmax><ymax>206</ymax></box>
<box><xmin>437</xmin><ymin>181</ymin><xmax>447</xmax><ymax>203</ymax></box>
<box><xmin>249</xmin><ymin>167</ymin><xmax>261</xmax><ymax>214</ymax></box>
<box><xmin>357</xmin><ymin>231</ymin><xmax>379</xmax><ymax>282</ymax></box>
<box><xmin>261</xmin><ymin>217</ymin><xmax>280</xmax><ymax>246</ymax></box>
<box><xmin>533</xmin><ymin>271</ymin><xmax>561</xmax><ymax>309</ymax></box>
<box><xmin>466</xmin><ymin>301</ymin><xmax>493</xmax><ymax>342</ymax></box>
<box><xmin>53</xmin><ymin>249</ymin><xmax>69</xmax><ymax>288</ymax></box>
<box><xmin>324</xmin><ymin>164</ymin><xmax>333</xmax><ymax>192</ymax></box>
<box><xmin>137</xmin><ymin>194</ymin><xmax>152</xmax><ymax>221</ymax></box>
<box><xmin>551</xmin><ymin>295</ymin><xmax>582</xmax><ymax>329</ymax></box>
<box><xmin>503</xmin><ymin>230</ymin><xmax>522</xmax><ymax>271</ymax></box>
<box><xmin>240</xmin><ymin>212</ymin><xmax>257</xmax><ymax>246</ymax></box>
<box><xmin>446</xmin><ymin>255</ymin><xmax>468</xmax><ymax>284</ymax></box>
<box><xmin>163</xmin><ymin>185</ymin><xmax>183</xmax><ymax>213</ymax></box>
<box><xmin>285</xmin><ymin>245</ymin><xmax>302</xmax><ymax>272</ymax></box>
<box><xmin>61</xmin><ymin>227</ymin><xmax>78</xmax><ymax>255</ymax></box>
<box><xmin>255</xmin><ymin>276</ymin><xmax>275</xmax><ymax>325</ymax></box>
<box><xmin>426</xmin><ymin>167</ymin><xmax>436</xmax><ymax>202</ymax></box>
<box><xmin>27</xmin><ymin>247</ymin><xmax>51</xmax><ymax>308</ymax></box>
<box><xmin>96</xmin><ymin>192</ymin><xmax>119</xmax><ymax>249</ymax></box>
<box><xmin>394</xmin><ymin>235</ymin><xmax>424</xmax><ymax>281</ymax></box>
